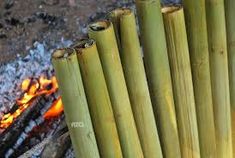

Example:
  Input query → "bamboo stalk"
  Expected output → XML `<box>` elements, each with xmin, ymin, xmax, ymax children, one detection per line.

<box><xmin>205</xmin><ymin>0</ymin><xmax>232</xmax><ymax>157</ymax></box>
<box><xmin>225</xmin><ymin>0</ymin><xmax>235</xmax><ymax>109</ymax></box>
<box><xmin>108</xmin><ymin>9</ymin><xmax>122</xmax><ymax>51</ymax></box>
<box><xmin>162</xmin><ymin>7</ymin><xmax>200</xmax><ymax>158</ymax></box>
<box><xmin>181</xmin><ymin>0</ymin><xmax>217</xmax><ymax>157</ymax></box>
<box><xmin>135</xmin><ymin>1</ymin><xmax>178</xmax><ymax>157</ymax></box>
<box><xmin>109</xmin><ymin>8</ymin><xmax>180</xmax><ymax>158</ymax></box>
<box><xmin>88</xmin><ymin>21</ymin><xmax>144</xmax><ymax>158</ymax></box>
<box><xmin>51</xmin><ymin>48</ymin><xmax>100</xmax><ymax>158</ymax></box>
<box><xmin>225</xmin><ymin>0</ymin><xmax>235</xmax><ymax>156</ymax></box>
<box><xmin>74</xmin><ymin>39</ymin><xmax>123</xmax><ymax>158</ymax></box>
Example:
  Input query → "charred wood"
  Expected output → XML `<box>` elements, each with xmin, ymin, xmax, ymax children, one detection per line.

<box><xmin>0</xmin><ymin>95</ymin><xmax>52</xmax><ymax>157</ymax></box>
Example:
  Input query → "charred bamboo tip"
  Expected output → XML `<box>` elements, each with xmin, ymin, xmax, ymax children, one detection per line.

<box><xmin>161</xmin><ymin>6</ymin><xmax>181</xmax><ymax>14</ymax></box>
<box><xmin>73</xmin><ymin>39</ymin><xmax>95</xmax><ymax>52</ymax></box>
<box><xmin>89</xmin><ymin>20</ymin><xmax>111</xmax><ymax>32</ymax></box>
<box><xmin>109</xmin><ymin>8</ymin><xmax>132</xmax><ymax>17</ymax></box>
<box><xmin>52</xmin><ymin>48</ymin><xmax>75</xmax><ymax>59</ymax></box>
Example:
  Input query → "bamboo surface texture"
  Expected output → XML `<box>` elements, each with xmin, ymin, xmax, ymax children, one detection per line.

<box><xmin>181</xmin><ymin>0</ymin><xmax>217</xmax><ymax>157</ymax></box>
<box><xmin>135</xmin><ymin>0</ymin><xmax>179</xmax><ymax>157</ymax></box>
<box><xmin>205</xmin><ymin>0</ymin><xmax>232</xmax><ymax>157</ymax></box>
<box><xmin>225</xmin><ymin>0</ymin><xmax>235</xmax><ymax>156</ymax></box>
<box><xmin>110</xmin><ymin>8</ymin><xmax>167</xmax><ymax>158</ymax></box>
<box><xmin>75</xmin><ymin>39</ymin><xmax>123</xmax><ymax>158</ymax></box>
<box><xmin>162</xmin><ymin>7</ymin><xmax>200</xmax><ymax>158</ymax></box>
<box><xmin>52</xmin><ymin>48</ymin><xmax>100</xmax><ymax>158</ymax></box>
<box><xmin>88</xmin><ymin>24</ymin><xmax>143</xmax><ymax>158</ymax></box>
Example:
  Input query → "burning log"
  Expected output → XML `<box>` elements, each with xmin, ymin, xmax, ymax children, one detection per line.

<box><xmin>52</xmin><ymin>48</ymin><xmax>100</xmax><ymax>158</ymax></box>
<box><xmin>18</xmin><ymin>119</ymin><xmax>70</xmax><ymax>158</ymax></box>
<box><xmin>224</xmin><ymin>0</ymin><xmax>235</xmax><ymax>156</ymax></box>
<box><xmin>205</xmin><ymin>0</ymin><xmax>232</xmax><ymax>157</ymax></box>
<box><xmin>162</xmin><ymin>6</ymin><xmax>200</xmax><ymax>158</ymax></box>
<box><xmin>109</xmin><ymin>8</ymin><xmax>180</xmax><ymax>158</ymax></box>
<box><xmin>0</xmin><ymin>96</ymin><xmax>51</xmax><ymax>157</ymax></box>
<box><xmin>88</xmin><ymin>20</ymin><xmax>143</xmax><ymax>157</ymax></box>
<box><xmin>75</xmin><ymin>39</ymin><xmax>123</xmax><ymax>158</ymax></box>
<box><xmin>182</xmin><ymin>0</ymin><xmax>217</xmax><ymax>157</ymax></box>
<box><xmin>41</xmin><ymin>120</ymin><xmax>71</xmax><ymax>158</ymax></box>
<box><xmin>41</xmin><ymin>131</ymin><xmax>71</xmax><ymax>158</ymax></box>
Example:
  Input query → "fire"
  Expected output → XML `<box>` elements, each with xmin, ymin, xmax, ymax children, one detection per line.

<box><xmin>44</xmin><ymin>97</ymin><xmax>63</xmax><ymax>119</ymax></box>
<box><xmin>0</xmin><ymin>76</ymin><xmax>63</xmax><ymax>129</ymax></box>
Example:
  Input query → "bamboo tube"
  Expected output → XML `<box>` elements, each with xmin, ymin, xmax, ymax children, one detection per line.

<box><xmin>135</xmin><ymin>1</ymin><xmax>178</xmax><ymax>157</ymax></box>
<box><xmin>181</xmin><ymin>0</ymin><xmax>217</xmax><ymax>157</ymax></box>
<box><xmin>109</xmin><ymin>8</ymin><xmax>180</xmax><ymax>158</ymax></box>
<box><xmin>88</xmin><ymin>21</ymin><xmax>144</xmax><ymax>158</ymax></box>
<box><xmin>232</xmin><ymin>110</ymin><xmax>235</xmax><ymax>157</ymax></box>
<box><xmin>205</xmin><ymin>0</ymin><xmax>232</xmax><ymax>157</ymax></box>
<box><xmin>51</xmin><ymin>48</ymin><xmax>100</xmax><ymax>158</ymax></box>
<box><xmin>225</xmin><ymin>0</ymin><xmax>235</xmax><ymax>110</ymax></box>
<box><xmin>225</xmin><ymin>0</ymin><xmax>235</xmax><ymax>156</ymax></box>
<box><xmin>162</xmin><ymin>7</ymin><xmax>200</xmax><ymax>158</ymax></box>
<box><xmin>74</xmin><ymin>39</ymin><xmax>123</xmax><ymax>158</ymax></box>
<box><xmin>108</xmin><ymin>9</ymin><xmax>122</xmax><ymax>51</ymax></box>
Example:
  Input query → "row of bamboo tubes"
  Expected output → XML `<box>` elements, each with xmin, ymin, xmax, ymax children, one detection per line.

<box><xmin>51</xmin><ymin>0</ymin><xmax>235</xmax><ymax>157</ymax></box>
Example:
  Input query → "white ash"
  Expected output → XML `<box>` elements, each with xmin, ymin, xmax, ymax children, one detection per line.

<box><xmin>0</xmin><ymin>38</ymin><xmax>72</xmax><ymax>118</ymax></box>
<box><xmin>64</xmin><ymin>147</ymin><xmax>75</xmax><ymax>158</ymax></box>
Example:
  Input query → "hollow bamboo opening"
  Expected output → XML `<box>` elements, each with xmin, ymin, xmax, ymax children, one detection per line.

<box><xmin>109</xmin><ymin>8</ymin><xmax>132</xmax><ymax>17</ymax></box>
<box><xmin>161</xmin><ymin>6</ymin><xmax>181</xmax><ymax>14</ymax></box>
<box><xmin>52</xmin><ymin>48</ymin><xmax>74</xmax><ymax>59</ymax></box>
<box><xmin>89</xmin><ymin>20</ymin><xmax>111</xmax><ymax>31</ymax></box>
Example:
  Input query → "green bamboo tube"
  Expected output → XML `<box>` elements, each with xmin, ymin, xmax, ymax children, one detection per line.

<box><xmin>162</xmin><ymin>7</ymin><xmax>200</xmax><ymax>158</ymax></box>
<box><xmin>108</xmin><ymin>9</ymin><xmax>122</xmax><ymax>51</ymax></box>
<box><xmin>205</xmin><ymin>0</ymin><xmax>232</xmax><ymax>157</ymax></box>
<box><xmin>232</xmin><ymin>110</ymin><xmax>235</xmax><ymax>157</ymax></box>
<box><xmin>225</xmin><ymin>0</ymin><xmax>235</xmax><ymax>109</ymax></box>
<box><xmin>225</xmin><ymin>0</ymin><xmax>235</xmax><ymax>156</ymax></box>
<box><xmin>74</xmin><ymin>39</ymin><xmax>123</xmax><ymax>158</ymax></box>
<box><xmin>51</xmin><ymin>48</ymin><xmax>100</xmax><ymax>158</ymax></box>
<box><xmin>109</xmin><ymin>8</ymin><xmax>179</xmax><ymax>158</ymax></box>
<box><xmin>181</xmin><ymin>0</ymin><xmax>217</xmax><ymax>157</ymax></box>
<box><xmin>88</xmin><ymin>21</ymin><xmax>144</xmax><ymax>158</ymax></box>
<box><xmin>135</xmin><ymin>1</ymin><xmax>178</xmax><ymax>157</ymax></box>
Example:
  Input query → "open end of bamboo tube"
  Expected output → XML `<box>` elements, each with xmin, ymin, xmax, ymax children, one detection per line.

<box><xmin>109</xmin><ymin>8</ymin><xmax>132</xmax><ymax>17</ymax></box>
<box><xmin>89</xmin><ymin>20</ymin><xmax>111</xmax><ymax>31</ymax></box>
<box><xmin>161</xmin><ymin>6</ymin><xmax>181</xmax><ymax>14</ymax></box>
<box><xmin>73</xmin><ymin>39</ymin><xmax>95</xmax><ymax>53</ymax></box>
<box><xmin>52</xmin><ymin>48</ymin><xmax>75</xmax><ymax>59</ymax></box>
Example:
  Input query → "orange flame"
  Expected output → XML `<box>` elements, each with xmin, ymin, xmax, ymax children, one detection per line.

<box><xmin>0</xmin><ymin>76</ymin><xmax>63</xmax><ymax>129</ymax></box>
<box><xmin>44</xmin><ymin>97</ymin><xmax>63</xmax><ymax>119</ymax></box>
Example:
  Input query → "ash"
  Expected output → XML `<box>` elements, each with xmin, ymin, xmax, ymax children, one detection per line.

<box><xmin>0</xmin><ymin>39</ymin><xmax>72</xmax><ymax>118</ymax></box>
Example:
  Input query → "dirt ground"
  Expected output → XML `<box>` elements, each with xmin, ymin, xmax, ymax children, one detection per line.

<box><xmin>0</xmin><ymin>0</ymin><xmax>133</xmax><ymax>64</ymax></box>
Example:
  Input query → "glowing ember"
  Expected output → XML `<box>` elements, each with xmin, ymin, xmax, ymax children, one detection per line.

<box><xmin>0</xmin><ymin>76</ymin><xmax>63</xmax><ymax>129</ymax></box>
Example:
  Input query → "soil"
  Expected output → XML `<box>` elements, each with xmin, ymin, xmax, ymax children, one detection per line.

<box><xmin>0</xmin><ymin>0</ymin><xmax>133</xmax><ymax>64</ymax></box>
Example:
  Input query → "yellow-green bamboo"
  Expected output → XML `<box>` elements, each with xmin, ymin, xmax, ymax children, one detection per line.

<box><xmin>74</xmin><ymin>39</ymin><xmax>123</xmax><ymax>158</ymax></box>
<box><xmin>162</xmin><ymin>7</ymin><xmax>200</xmax><ymax>158</ymax></box>
<box><xmin>110</xmin><ymin>8</ymin><xmax>179</xmax><ymax>158</ymax></box>
<box><xmin>205</xmin><ymin>0</ymin><xmax>232</xmax><ymax>157</ymax></box>
<box><xmin>225</xmin><ymin>0</ymin><xmax>235</xmax><ymax>110</ymax></box>
<box><xmin>232</xmin><ymin>111</ymin><xmax>235</xmax><ymax>157</ymax></box>
<box><xmin>88</xmin><ymin>21</ymin><xmax>143</xmax><ymax>158</ymax></box>
<box><xmin>225</xmin><ymin>0</ymin><xmax>235</xmax><ymax>156</ymax></box>
<box><xmin>52</xmin><ymin>48</ymin><xmax>100</xmax><ymax>158</ymax></box>
<box><xmin>135</xmin><ymin>1</ymin><xmax>178</xmax><ymax>157</ymax></box>
<box><xmin>181</xmin><ymin>0</ymin><xmax>217</xmax><ymax>157</ymax></box>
